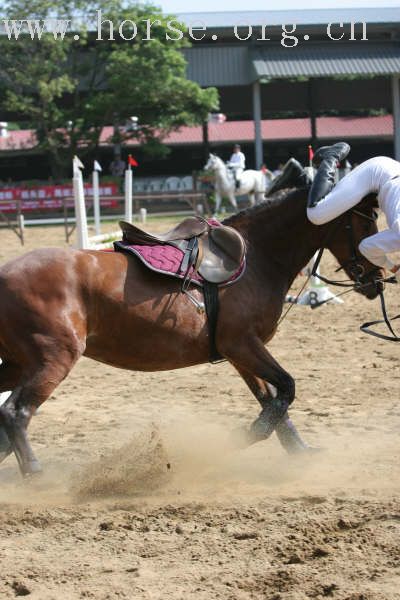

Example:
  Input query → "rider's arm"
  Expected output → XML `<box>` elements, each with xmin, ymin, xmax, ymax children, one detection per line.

<box><xmin>358</xmin><ymin>229</ymin><xmax>399</xmax><ymax>271</ymax></box>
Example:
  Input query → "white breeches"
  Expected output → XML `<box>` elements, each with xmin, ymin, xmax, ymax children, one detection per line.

<box><xmin>307</xmin><ymin>157</ymin><xmax>400</xmax><ymax>270</ymax></box>
<box><xmin>231</xmin><ymin>167</ymin><xmax>243</xmax><ymax>180</ymax></box>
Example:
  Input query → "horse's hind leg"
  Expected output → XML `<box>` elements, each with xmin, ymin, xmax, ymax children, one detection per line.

<box><xmin>0</xmin><ymin>348</ymin><xmax>81</xmax><ymax>475</ymax></box>
<box><xmin>233</xmin><ymin>366</ymin><xmax>309</xmax><ymax>453</ymax></box>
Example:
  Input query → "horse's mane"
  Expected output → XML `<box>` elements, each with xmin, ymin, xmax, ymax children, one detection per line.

<box><xmin>223</xmin><ymin>187</ymin><xmax>308</xmax><ymax>229</ymax></box>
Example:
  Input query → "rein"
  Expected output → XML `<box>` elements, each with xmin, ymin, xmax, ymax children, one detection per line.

<box><xmin>360</xmin><ymin>285</ymin><xmax>400</xmax><ymax>342</ymax></box>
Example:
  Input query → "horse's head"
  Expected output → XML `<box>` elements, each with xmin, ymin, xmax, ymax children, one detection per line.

<box><xmin>326</xmin><ymin>194</ymin><xmax>383</xmax><ymax>300</ymax></box>
<box><xmin>204</xmin><ymin>153</ymin><xmax>217</xmax><ymax>171</ymax></box>
<box><xmin>204</xmin><ymin>153</ymin><xmax>224</xmax><ymax>173</ymax></box>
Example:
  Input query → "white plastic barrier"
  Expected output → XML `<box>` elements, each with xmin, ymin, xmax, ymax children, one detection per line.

<box><xmin>73</xmin><ymin>157</ymin><xmax>133</xmax><ymax>250</ymax></box>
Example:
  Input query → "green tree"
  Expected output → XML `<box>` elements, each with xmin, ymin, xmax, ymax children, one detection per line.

<box><xmin>0</xmin><ymin>0</ymin><xmax>218</xmax><ymax>177</ymax></box>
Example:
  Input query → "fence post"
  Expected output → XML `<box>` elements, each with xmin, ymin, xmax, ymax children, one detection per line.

<box><xmin>125</xmin><ymin>168</ymin><xmax>133</xmax><ymax>223</ymax></box>
<box><xmin>73</xmin><ymin>156</ymin><xmax>89</xmax><ymax>249</ymax></box>
<box><xmin>92</xmin><ymin>161</ymin><xmax>102</xmax><ymax>236</ymax></box>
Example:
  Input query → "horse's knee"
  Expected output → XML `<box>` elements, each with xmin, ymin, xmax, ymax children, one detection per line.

<box><xmin>282</xmin><ymin>375</ymin><xmax>295</xmax><ymax>407</ymax></box>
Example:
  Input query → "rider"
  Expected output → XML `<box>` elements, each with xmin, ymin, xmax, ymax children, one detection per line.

<box><xmin>227</xmin><ymin>144</ymin><xmax>246</xmax><ymax>190</ymax></box>
<box><xmin>306</xmin><ymin>143</ymin><xmax>400</xmax><ymax>279</ymax></box>
<box><xmin>266</xmin><ymin>143</ymin><xmax>400</xmax><ymax>278</ymax></box>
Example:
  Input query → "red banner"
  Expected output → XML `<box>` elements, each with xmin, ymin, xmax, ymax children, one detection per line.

<box><xmin>0</xmin><ymin>183</ymin><xmax>120</xmax><ymax>213</ymax></box>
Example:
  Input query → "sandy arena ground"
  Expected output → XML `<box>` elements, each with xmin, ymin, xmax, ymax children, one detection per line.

<box><xmin>0</xmin><ymin>219</ymin><xmax>399</xmax><ymax>600</ymax></box>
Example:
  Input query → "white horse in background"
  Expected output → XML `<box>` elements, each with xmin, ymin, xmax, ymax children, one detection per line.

<box><xmin>204</xmin><ymin>153</ymin><xmax>273</xmax><ymax>213</ymax></box>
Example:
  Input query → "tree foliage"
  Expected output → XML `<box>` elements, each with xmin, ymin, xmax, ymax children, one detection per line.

<box><xmin>0</xmin><ymin>1</ymin><xmax>219</xmax><ymax>176</ymax></box>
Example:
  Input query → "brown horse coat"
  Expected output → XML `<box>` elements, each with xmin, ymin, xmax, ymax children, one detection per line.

<box><xmin>0</xmin><ymin>189</ymin><xmax>382</xmax><ymax>475</ymax></box>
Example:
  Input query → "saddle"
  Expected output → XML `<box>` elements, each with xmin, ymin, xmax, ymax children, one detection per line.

<box><xmin>119</xmin><ymin>216</ymin><xmax>246</xmax><ymax>285</ymax></box>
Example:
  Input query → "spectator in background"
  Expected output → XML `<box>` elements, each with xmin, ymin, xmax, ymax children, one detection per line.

<box><xmin>109</xmin><ymin>153</ymin><xmax>125</xmax><ymax>179</ymax></box>
<box><xmin>272</xmin><ymin>163</ymin><xmax>285</xmax><ymax>178</ymax></box>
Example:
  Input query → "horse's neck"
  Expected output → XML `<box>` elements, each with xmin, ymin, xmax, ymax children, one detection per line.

<box><xmin>215</xmin><ymin>162</ymin><xmax>231</xmax><ymax>189</ymax></box>
<box><xmin>229</xmin><ymin>196</ymin><xmax>326</xmax><ymax>288</ymax></box>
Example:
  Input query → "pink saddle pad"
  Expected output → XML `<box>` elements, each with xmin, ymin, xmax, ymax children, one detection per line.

<box><xmin>114</xmin><ymin>240</ymin><xmax>245</xmax><ymax>287</ymax></box>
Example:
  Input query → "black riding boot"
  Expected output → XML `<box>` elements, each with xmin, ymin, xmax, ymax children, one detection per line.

<box><xmin>307</xmin><ymin>142</ymin><xmax>350</xmax><ymax>208</ymax></box>
<box><xmin>266</xmin><ymin>158</ymin><xmax>311</xmax><ymax>197</ymax></box>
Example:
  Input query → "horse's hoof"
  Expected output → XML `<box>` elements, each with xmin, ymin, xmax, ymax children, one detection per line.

<box><xmin>22</xmin><ymin>460</ymin><xmax>42</xmax><ymax>478</ymax></box>
<box><xmin>305</xmin><ymin>446</ymin><xmax>325</xmax><ymax>454</ymax></box>
<box><xmin>0</xmin><ymin>449</ymin><xmax>12</xmax><ymax>464</ymax></box>
<box><xmin>228</xmin><ymin>426</ymin><xmax>251</xmax><ymax>449</ymax></box>
<box><xmin>291</xmin><ymin>445</ymin><xmax>325</xmax><ymax>458</ymax></box>
<box><xmin>229</xmin><ymin>426</ymin><xmax>265</xmax><ymax>449</ymax></box>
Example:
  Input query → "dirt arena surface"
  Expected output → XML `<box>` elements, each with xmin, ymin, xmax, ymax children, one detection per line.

<box><xmin>0</xmin><ymin>220</ymin><xmax>399</xmax><ymax>600</ymax></box>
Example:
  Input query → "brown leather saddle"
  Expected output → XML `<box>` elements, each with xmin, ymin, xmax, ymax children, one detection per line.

<box><xmin>119</xmin><ymin>216</ymin><xmax>246</xmax><ymax>285</ymax></box>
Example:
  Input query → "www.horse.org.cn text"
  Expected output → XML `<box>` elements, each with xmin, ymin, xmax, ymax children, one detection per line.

<box><xmin>0</xmin><ymin>15</ymin><xmax>369</xmax><ymax>46</ymax></box>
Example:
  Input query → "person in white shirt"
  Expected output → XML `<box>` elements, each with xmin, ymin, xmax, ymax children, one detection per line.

<box><xmin>227</xmin><ymin>144</ymin><xmax>246</xmax><ymax>189</ymax></box>
<box><xmin>306</xmin><ymin>142</ymin><xmax>400</xmax><ymax>279</ymax></box>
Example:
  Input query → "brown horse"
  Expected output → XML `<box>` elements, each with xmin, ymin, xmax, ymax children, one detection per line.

<box><xmin>0</xmin><ymin>188</ymin><xmax>382</xmax><ymax>476</ymax></box>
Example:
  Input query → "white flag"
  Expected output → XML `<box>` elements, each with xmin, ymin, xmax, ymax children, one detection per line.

<box><xmin>94</xmin><ymin>160</ymin><xmax>102</xmax><ymax>172</ymax></box>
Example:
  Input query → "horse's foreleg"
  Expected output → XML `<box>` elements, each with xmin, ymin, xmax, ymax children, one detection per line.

<box><xmin>0</xmin><ymin>386</ymin><xmax>40</xmax><ymax>474</ymax></box>
<box><xmin>234</xmin><ymin>366</ymin><xmax>309</xmax><ymax>453</ymax></box>
<box><xmin>214</xmin><ymin>191</ymin><xmax>221</xmax><ymax>215</ymax></box>
<box><xmin>229</xmin><ymin>193</ymin><xmax>238</xmax><ymax>210</ymax></box>
<box><xmin>248</xmin><ymin>193</ymin><xmax>255</xmax><ymax>207</ymax></box>
<box><xmin>255</xmin><ymin>192</ymin><xmax>264</xmax><ymax>205</ymax></box>
<box><xmin>222</xmin><ymin>337</ymin><xmax>295</xmax><ymax>443</ymax></box>
<box><xmin>0</xmin><ymin>361</ymin><xmax>22</xmax><ymax>463</ymax></box>
<box><xmin>0</xmin><ymin>347</ymin><xmax>82</xmax><ymax>476</ymax></box>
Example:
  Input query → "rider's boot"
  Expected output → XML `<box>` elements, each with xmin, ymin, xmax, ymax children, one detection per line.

<box><xmin>312</xmin><ymin>142</ymin><xmax>351</xmax><ymax>168</ymax></box>
<box><xmin>266</xmin><ymin>158</ymin><xmax>312</xmax><ymax>197</ymax></box>
<box><xmin>307</xmin><ymin>142</ymin><xmax>350</xmax><ymax>208</ymax></box>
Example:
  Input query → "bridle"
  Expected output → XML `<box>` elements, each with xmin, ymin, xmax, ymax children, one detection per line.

<box><xmin>311</xmin><ymin>209</ymin><xmax>381</xmax><ymax>292</ymax></box>
<box><xmin>280</xmin><ymin>207</ymin><xmax>400</xmax><ymax>341</ymax></box>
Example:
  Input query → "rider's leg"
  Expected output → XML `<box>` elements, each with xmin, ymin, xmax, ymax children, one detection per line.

<box><xmin>358</xmin><ymin>175</ymin><xmax>400</xmax><ymax>271</ymax></box>
<box><xmin>307</xmin><ymin>142</ymin><xmax>350</xmax><ymax>211</ymax></box>
<box><xmin>307</xmin><ymin>151</ymin><xmax>400</xmax><ymax>227</ymax></box>
<box><xmin>307</xmin><ymin>154</ymin><xmax>400</xmax><ymax>225</ymax></box>
<box><xmin>235</xmin><ymin>167</ymin><xmax>243</xmax><ymax>190</ymax></box>
<box><xmin>266</xmin><ymin>158</ymin><xmax>311</xmax><ymax>197</ymax></box>
<box><xmin>359</xmin><ymin>228</ymin><xmax>400</xmax><ymax>270</ymax></box>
